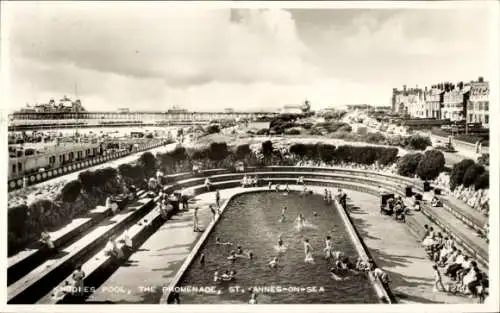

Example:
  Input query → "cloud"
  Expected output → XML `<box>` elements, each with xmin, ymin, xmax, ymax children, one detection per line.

<box><xmin>9</xmin><ymin>4</ymin><xmax>316</xmax><ymax>86</ymax></box>
<box><xmin>5</xmin><ymin>4</ymin><xmax>496</xmax><ymax>112</ymax></box>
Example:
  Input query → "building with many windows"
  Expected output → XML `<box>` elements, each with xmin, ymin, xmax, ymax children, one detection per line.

<box><xmin>467</xmin><ymin>77</ymin><xmax>489</xmax><ymax>128</ymax></box>
<box><xmin>442</xmin><ymin>84</ymin><xmax>470</xmax><ymax>122</ymax></box>
<box><xmin>423</xmin><ymin>87</ymin><xmax>444</xmax><ymax>119</ymax></box>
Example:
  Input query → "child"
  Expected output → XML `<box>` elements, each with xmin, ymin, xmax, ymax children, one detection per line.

<box><xmin>433</xmin><ymin>264</ymin><xmax>446</xmax><ymax>292</ymax></box>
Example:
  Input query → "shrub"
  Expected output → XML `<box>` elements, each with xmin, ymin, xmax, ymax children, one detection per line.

<box><xmin>474</xmin><ymin>172</ymin><xmax>489</xmax><ymax>190</ymax></box>
<box><xmin>317</xmin><ymin>144</ymin><xmax>336</xmax><ymax>163</ymax></box>
<box><xmin>397</xmin><ymin>153</ymin><xmax>424</xmax><ymax>177</ymax></box>
<box><xmin>366</xmin><ymin>132</ymin><xmax>386</xmax><ymax>144</ymax></box>
<box><xmin>261</xmin><ymin>140</ymin><xmax>273</xmax><ymax>159</ymax></box>
<box><xmin>146</xmin><ymin>133</ymin><xmax>154</xmax><ymax>139</ymax></box>
<box><xmin>206</xmin><ymin>124</ymin><xmax>221</xmax><ymax>134</ymax></box>
<box><xmin>208</xmin><ymin>142</ymin><xmax>229</xmax><ymax>162</ymax></box>
<box><xmin>256</xmin><ymin>128</ymin><xmax>269</xmax><ymax>135</ymax></box>
<box><xmin>375</xmin><ymin>147</ymin><xmax>399</xmax><ymax>165</ymax></box>
<box><xmin>60</xmin><ymin>180</ymin><xmax>82</xmax><ymax>203</ymax></box>
<box><xmin>462</xmin><ymin>164</ymin><xmax>485</xmax><ymax>188</ymax></box>
<box><xmin>138</xmin><ymin>152</ymin><xmax>156</xmax><ymax>178</ymax></box>
<box><xmin>235</xmin><ymin>144</ymin><xmax>252</xmax><ymax>160</ymax></box>
<box><xmin>337</xmin><ymin>124</ymin><xmax>352</xmax><ymax>132</ymax></box>
<box><xmin>284</xmin><ymin>128</ymin><xmax>302</xmax><ymax>135</ymax></box>
<box><xmin>290</xmin><ymin>143</ymin><xmax>308</xmax><ymax>159</ymax></box>
<box><xmin>450</xmin><ymin>159</ymin><xmax>475</xmax><ymax>190</ymax></box>
<box><xmin>118</xmin><ymin>163</ymin><xmax>145</xmax><ymax>186</ymax></box>
<box><xmin>78</xmin><ymin>170</ymin><xmax>97</xmax><ymax>193</ymax></box>
<box><xmin>416</xmin><ymin>149</ymin><xmax>446</xmax><ymax>181</ymax></box>
<box><xmin>405</xmin><ymin>134</ymin><xmax>432</xmax><ymax>150</ymax></box>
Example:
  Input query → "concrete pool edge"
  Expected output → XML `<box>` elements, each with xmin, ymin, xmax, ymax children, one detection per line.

<box><xmin>159</xmin><ymin>187</ymin><xmax>270</xmax><ymax>304</ymax></box>
<box><xmin>159</xmin><ymin>187</ymin><xmax>393</xmax><ymax>304</ymax></box>
<box><xmin>333</xmin><ymin>197</ymin><xmax>394</xmax><ymax>304</ymax></box>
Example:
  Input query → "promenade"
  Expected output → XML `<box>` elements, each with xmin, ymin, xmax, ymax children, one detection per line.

<box><xmin>346</xmin><ymin>190</ymin><xmax>475</xmax><ymax>304</ymax></box>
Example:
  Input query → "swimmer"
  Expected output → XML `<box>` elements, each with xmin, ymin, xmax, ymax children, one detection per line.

<box><xmin>313</xmin><ymin>211</ymin><xmax>318</xmax><ymax>217</ymax></box>
<box><xmin>279</xmin><ymin>206</ymin><xmax>287</xmax><ymax>222</ymax></box>
<box><xmin>330</xmin><ymin>263</ymin><xmax>344</xmax><ymax>281</ymax></box>
<box><xmin>199</xmin><ymin>253</ymin><xmax>205</xmax><ymax>266</ymax></box>
<box><xmin>213</xmin><ymin>271</ymin><xmax>220</xmax><ymax>282</ymax></box>
<box><xmin>324</xmin><ymin>236</ymin><xmax>333</xmax><ymax>259</ymax></box>
<box><xmin>285</xmin><ymin>184</ymin><xmax>290</xmax><ymax>193</ymax></box>
<box><xmin>227</xmin><ymin>250</ymin><xmax>237</xmax><ymax>263</ymax></box>
<box><xmin>278</xmin><ymin>235</ymin><xmax>284</xmax><ymax>248</ymax></box>
<box><xmin>247</xmin><ymin>251</ymin><xmax>254</xmax><ymax>260</ymax></box>
<box><xmin>296</xmin><ymin>213</ymin><xmax>305</xmax><ymax>231</ymax></box>
<box><xmin>221</xmin><ymin>270</ymin><xmax>235</xmax><ymax>281</ymax></box>
<box><xmin>303</xmin><ymin>238</ymin><xmax>314</xmax><ymax>264</ymax></box>
<box><xmin>216</xmin><ymin>237</ymin><xmax>233</xmax><ymax>246</ymax></box>
<box><xmin>269</xmin><ymin>256</ymin><xmax>279</xmax><ymax>268</ymax></box>
<box><xmin>237</xmin><ymin>246</ymin><xmax>244</xmax><ymax>255</ymax></box>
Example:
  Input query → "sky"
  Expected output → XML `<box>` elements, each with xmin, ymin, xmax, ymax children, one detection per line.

<box><xmin>2</xmin><ymin>2</ymin><xmax>497</xmax><ymax>112</ymax></box>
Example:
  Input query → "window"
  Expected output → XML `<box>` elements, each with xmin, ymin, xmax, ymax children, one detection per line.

<box><xmin>12</xmin><ymin>164</ymin><xmax>16</xmax><ymax>173</ymax></box>
<box><xmin>69</xmin><ymin>152</ymin><xmax>74</xmax><ymax>161</ymax></box>
<box><xmin>485</xmin><ymin>115</ymin><xmax>489</xmax><ymax>124</ymax></box>
<box><xmin>49</xmin><ymin>156</ymin><xmax>55</xmax><ymax>164</ymax></box>
<box><xmin>59</xmin><ymin>155</ymin><xmax>64</xmax><ymax>164</ymax></box>
<box><xmin>18</xmin><ymin>163</ymin><xmax>22</xmax><ymax>172</ymax></box>
<box><xmin>479</xmin><ymin>102</ymin><xmax>483</xmax><ymax>110</ymax></box>
<box><xmin>484</xmin><ymin>102</ymin><xmax>489</xmax><ymax>111</ymax></box>
<box><xmin>469</xmin><ymin>114</ymin><xmax>473</xmax><ymax>122</ymax></box>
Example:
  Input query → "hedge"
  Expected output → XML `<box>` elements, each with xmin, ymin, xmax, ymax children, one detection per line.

<box><xmin>59</xmin><ymin>179</ymin><xmax>82</xmax><ymax>203</ymax></box>
<box><xmin>289</xmin><ymin>143</ymin><xmax>398</xmax><ymax>166</ymax></box>
<box><xmin>474</xmin><ymin>172</ymin><xmax>489</xmax><ymax>190</ymax></box>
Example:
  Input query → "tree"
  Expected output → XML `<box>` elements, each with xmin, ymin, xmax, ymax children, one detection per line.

<box><xmin>138</xmin><ymin>152</ymin><xmax>156</xmax><ymax>178</ymax></box>
<box><xmin>462</xmin><ymin>164</ymin><xmax>485</xmax><ymax>188</ymax></box>
<box><xmin>208</xmin><ymin>142</ymin><xmax>229</xmax><ymax>162</ymax></box>
<box><xmin>78</xmin><ymin>170</ymin><xmax>97</xmax><ymax>193</ymax></box>
<box><xmin>261</xmin><ymin>140</ymin><xmax>273</xmax><ymax>159</ymax></box>
<box><xmin>397</xmin><ymin>153</ymin><xmax>424</xmax><ymax>177</ymax></box>
<box><xmin>450</xmin><ymin>159</ymin><xmax>475</xmax><ymax>190</ymax></box>
<box><xmin>416</xmin><ymin>149</ymin><xmax>445</xmax><ymax>181</ymax></box>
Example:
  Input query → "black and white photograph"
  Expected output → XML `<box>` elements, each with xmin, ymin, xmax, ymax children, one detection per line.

<box><xmin>1</xmin><ymin>1</ymin><xmax>498</xmax><ymax>312</ymax></box>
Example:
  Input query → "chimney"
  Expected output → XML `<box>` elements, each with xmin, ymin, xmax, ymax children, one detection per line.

<box><xmin>478</xmin><ymin>76</ymin><xmax>484</xmax><ymax>82</ymax></box>
<box><xmin>403</xmin><ymin>85</ymin><xmax>407</xmax><ymax>92</ymax></box>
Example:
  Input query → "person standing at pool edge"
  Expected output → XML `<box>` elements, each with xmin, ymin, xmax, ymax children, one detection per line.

<box><xmin>215</xmin><ymin>190</ymin><xmax>221</xmax><ymax>208</ymax></box>
<box><xmin>193</xmin><ymin>207</ymin><xmax>200</xmax><ymax>232</ymax></box>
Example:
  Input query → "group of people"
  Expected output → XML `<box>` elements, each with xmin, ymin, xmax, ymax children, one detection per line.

<box><xmin>451</xmin><ymin>185</ymin><xmax>489</xmax><ymax>216</ymax></box>
<box><xmin>51</xmin><ymin>265</ymin><xmax>86</xmax><ymax>301</ymax></box>
<box><xmin>241</xmin><ymin>175</ymin><xmax>259</xmax><ymax>187</ymax></box>
<box><xmin>381</xmin><ymin>195</ymin><xmax>409</xmax><ymax>222</ymax></box>
<box><xmin>421</xmin><ymin>224</ymin><xmax>488</xmax><ymax>301</ymax></box>
<box><xmin>294</xmin><ymin>160</ymin><xmax>398</xmax><ymax>176</ymax></box>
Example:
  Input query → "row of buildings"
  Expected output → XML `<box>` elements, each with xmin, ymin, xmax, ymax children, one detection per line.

<box><xmin>391</xmin><ymin>77</ymin><xmax>489</xmax><ymax>128</ymax></box>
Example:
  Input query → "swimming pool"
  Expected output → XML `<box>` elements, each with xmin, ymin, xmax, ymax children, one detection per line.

<box><xmin>177</xmin><ymin>192</ymin><xmax>379</xmax><ymax>304</ymax></box>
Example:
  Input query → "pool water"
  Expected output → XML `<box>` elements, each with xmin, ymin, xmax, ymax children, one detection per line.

<box><xmin>178</xmin><ymin>192</ymin><xmax>379</xmax><ymax>304</ymax></box>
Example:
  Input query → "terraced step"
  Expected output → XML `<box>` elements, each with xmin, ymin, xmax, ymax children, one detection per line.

<box><xmin>7</xmin><ymin>190</ymin><xmax>147</xmax><ymax>286</ymax></box>
<box><xmin>7</xmin><ymin>195</ymin><xmax>157</xmax><ymax>304</ymax></box>
<box><xmin>40</xmin><ymin>202</ymin><xmax>174</xmax><ymax>304</ymax></box>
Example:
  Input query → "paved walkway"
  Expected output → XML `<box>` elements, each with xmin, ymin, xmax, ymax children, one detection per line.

<box><xmin>345</xmin><ymin>190</ymin><xmax>475</xmax><ymax>304</ymax></box>
<box><xmin>85</xmin><ymin>189</ymin><xmax>239</xmax><ymax>304</ymax></box>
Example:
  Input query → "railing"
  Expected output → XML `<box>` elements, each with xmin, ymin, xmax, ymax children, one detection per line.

<box><xmin>7</xmin><ymin>141</ymin><xmax>168</xmax><ymax>192</ymax></box>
